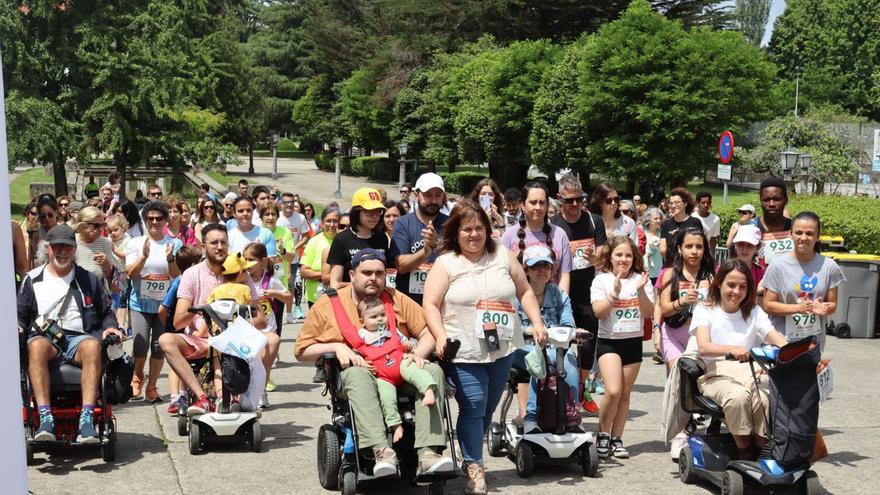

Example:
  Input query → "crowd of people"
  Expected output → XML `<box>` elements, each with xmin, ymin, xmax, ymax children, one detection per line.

<box><xmin>16</xmin><ymin>171</ymin><xmax>843</xmax><ymax>494</ymax></box>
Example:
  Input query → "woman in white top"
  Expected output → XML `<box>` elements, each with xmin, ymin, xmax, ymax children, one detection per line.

<box><xmin>589</xmin><ymin>182</ymin><xmax>638</xmax><ymax>246</ymax></box>
<box><xmin>691</xmin><ymin>258</ymin><xmax>787</xmax><ymax>460</ymax></box>
<box><xmin>423</xmin><ymin>200</ymin><xmax>547</xmax><ymax>495</ymax></box>
<box><xmin>590</xmin><ymin>235</ymin><xmax>655</xmax><ymax>460</ymax></box>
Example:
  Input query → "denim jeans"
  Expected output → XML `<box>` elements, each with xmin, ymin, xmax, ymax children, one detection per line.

<box><xmin>511</xmin><ymin>344</ymin><xmax>580</xmax><ymax>422</ymax></box>
<box><xmin>448</xmin><ymin>354</ymin><xmax>515</xmax><ymax>463</ymax></box>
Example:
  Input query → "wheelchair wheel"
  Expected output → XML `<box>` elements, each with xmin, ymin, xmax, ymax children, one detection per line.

<box><xmin>515</xmin><ymin>441</ymin><xmax>534</xmax><ymax>478</ymax></box>
<box><xmin>487</xmin><ymin>422</ymin><xmax>504</xmax><ymax>457</ymax></box>
<box><xmin>102</xmin><ymin>434</ymin><xmax>116</xmax><ymax>462</ymax></box>
<box><xmin>317</xmin><ymin>424</ymin><xmax>341</xmax><ymax>490</ymax></box>
<box><xmin>25</xmin><ymin>440</ymin><xmax>33</xmax><ymax>466</ymax></box>
<box><xmin>581</xmin><ymin>442</ymin><xmax>599</xmax><ymax>478</ymax></box>
<box><xmin>801</xmin><ymin>470</ymin><xmax>823</xmax><ymax>495</ymax></box>
<box><xmin>189</xmin><ymin>422</ymin><xmax>202</xmax><ymax>455</ymax></box>
<box><xmin>678</xmin><ymin>445</ymin><xmax>697</xmax><ymax>484</ymax></box>
<box><xmin>341</xmin><ymin>469</ymin><xmax>357</xmax><ymax>495</ymax></box>
<box><xmin>721</xmin><ymin>469</ymin><xmax>744</xmax><ymax>495</ymax></box>
<box><xmin>250</xmin><ymin>421</ymin><xmax>262</xmax><ymax>453</ymax></box>
<box><xmin>177</xmin><ymin>416</ymin><xmax>188</xmax><ymax>437</ymax></box>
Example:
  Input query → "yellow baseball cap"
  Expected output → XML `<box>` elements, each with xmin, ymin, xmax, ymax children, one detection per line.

<box><xmin>351</xmin><ymin>187</ymin><xmax>384</xmax><ymax>210</ymax></box>
<box><xmin>221</xmin><ymin>253</ymin><xmax>257</xmax><ymax>275</ymax></box>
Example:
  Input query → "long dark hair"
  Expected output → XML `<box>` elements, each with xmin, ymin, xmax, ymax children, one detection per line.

<box><xmin>706</xmin><ymin>259</ymin><xmax>756</xmax><ymax>319</ymax></box>
<box><xmin>437</xmin><ymin>199</ymin><xmax>495</xmax><ymax>256</ymax></box>
<box><xmin>516</xmin><ymin>181</ymin><xmax>553</xmax><ymax>265</ymax></box>
<box><xmin>661</xmin><ymin>227</ymin><xmax>715</xmax><ymax>293</ymax></box>
<box><xmin>792</xmin><ymin>210</ymin><xmax>822</xmax><ymax>254</ymax></box>
<box><xmin>469</xmin><ymin>178</ymin><xmax>504</xmax><ymax>211</ymax></box>
<box><xmin>589</xmin><ymin>182</ymin><xmax>620</xmax><ymax>218</ymax></box>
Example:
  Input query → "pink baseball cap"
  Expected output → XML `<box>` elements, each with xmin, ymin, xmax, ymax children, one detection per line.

<box><xmin>732</xmin><ymin>224</ymin><xmax>762</xmax><ymax>246</ymax></box>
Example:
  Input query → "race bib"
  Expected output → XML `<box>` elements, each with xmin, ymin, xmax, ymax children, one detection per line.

<box><xmin>610</xmin><ymin>298</ymin><xmax>641</xmax><ymax>334</ymax></box>
<box><xmin>142</xmin><ymin>278</ymin><xmax>170</xmax><ymax>301</ymax></box>
<box><xmin>474</xmin><ymin>300</ymin><xmax>517</xmax><ymax>341</ymax></box>
<box><xmin>570</xmin><ymin>239</ymin><xmax>595</xmax><ymax>271</ymax></box>
<box><xmin>315</xmin><ymin>283</ymin><xmax>325</xmax><ymax>299</ymax></box>
<box><xmin>385</xmin><ymin>268</ymin><xmax>397</xmax><ymax>289</ymax></box>
<box><xmin>818</xmin><ymin>365</ymin><xmax>833</xmax><ymax>402</ymax></box>
<box><xmin>408</xmin><ymin>263</ymin><xmax>432</xmax><ymax>294</ymax></box>
<box><xmin>273</xmin><ymin>258</ymin><xmax>285</xmax><ymax>278</ymax></box>
<box><xmin>259</xmin><ymin>297</ymin><xmax>273</xmax><ymax>319</ymax></box>
<box><xmin>787</xmin><ymin>312</ymin><xmax>820</xmax><ymax>340</ymax></box>
<box><xmin>677</xmin><ymin>281</ymin><xmax>709</xmax><ymax>308</ymax></box>
<box><xmin>760</xmin><ymin>232</ymin><xmax>794</xmax><ymax>266</ymax></box>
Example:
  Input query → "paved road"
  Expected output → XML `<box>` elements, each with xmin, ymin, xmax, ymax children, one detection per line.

<box><xmin>215</xmin><ymin>157</ymin><xmax>396</xmax><ymax>211</ymax></box>
<box><xmin>26</xmin><ymin>320</ymin><xmax>880</xmax><ymax>494</ymax></box>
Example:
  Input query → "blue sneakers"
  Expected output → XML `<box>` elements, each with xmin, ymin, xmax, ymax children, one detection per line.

<box><xmin>34</xmin><ymin>421</ymin><xmax>56</xmax><ymax>442</ymax></box>
<box><xmin>77</xmin><ymin>410</ymin><xmax>100</xmax><ymax>444</ymax></box>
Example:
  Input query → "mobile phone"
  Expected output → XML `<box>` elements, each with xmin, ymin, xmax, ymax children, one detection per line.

<box><xmin>479</xmin><ymin>195</ymin><xmax>491</xmax><ymax>211</ymax></box>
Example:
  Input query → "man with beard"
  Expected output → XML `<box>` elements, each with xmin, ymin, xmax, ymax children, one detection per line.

<box><xmin>296</xmin><ymin>249</ymin><xmax>453</xmax><ymax>478</ymax></box>
<box><xmin>390</xmin><ymin>173</ymin><xmax>448</xmax><ymax>305</ymax></box>
<box><xmin>17</xmin><ymin>224</ymin><xmax>124</xmax><ymax>443</ymax></box>
<box><xmin>161</xmin><ymin>224</ymin><xmax>268</xmax><ymax>415</ymax></box>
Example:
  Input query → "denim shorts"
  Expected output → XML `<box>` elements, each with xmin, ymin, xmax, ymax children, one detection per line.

<box><xmin>29</xmin><ymin>333</ymin><xmax>99</xmax><ymax>366</ymax></box>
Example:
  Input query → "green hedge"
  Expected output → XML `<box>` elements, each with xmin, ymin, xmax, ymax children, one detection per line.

<box><xmin>253</xmin><ymin>150</ymin><xmax>312</xmax><ymax>158</ymax></box>
<box><xmin>439</xmin><ymin>172</ymin><xmax>486</xmax><ymax>196</ymax></box>
<box><xmin>712</xmin><ymin>194</ymin><xmax>880</xmax><ymax>254</ymax></box>
<box><xmin>314</xmin><ymin>152</ymin><xmax>350</xmax><ymax>172</ymax></box>
<box><xmin>351</xmin><ymin>156</ymin><xmax>401</xmax><ymax>181</ymax></box>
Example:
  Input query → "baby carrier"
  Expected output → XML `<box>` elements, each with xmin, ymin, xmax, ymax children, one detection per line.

<box><xmin>326</xmin><ymin>288</ymin><xmax>405</xmax><ymax>386</ymax></box>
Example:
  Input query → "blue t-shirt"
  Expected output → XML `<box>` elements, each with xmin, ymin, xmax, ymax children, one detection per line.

<box><xmin>228</xmin><ymin>223</ymin><xmax>277</xmax><ymax>256</ymax></box>
<box><xmin>390</xmin><ymin>212</ymin><xmax>447</xmax><ymax>304</ymax></box>
<box><xmin>161</xmin><ymin>277</ymin><xmax>182</xmax><ymax>333</ymax></box>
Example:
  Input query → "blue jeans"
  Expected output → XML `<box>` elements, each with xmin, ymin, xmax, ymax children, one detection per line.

<box><xmin>448</xmin><ymin>354</ymin><xmax>514</xmax><ymax>463</ymax></box>
<box><xmin>512</xmin><ymin>345</ymin><xmax>580</xmax><ymax>422</ymax></box>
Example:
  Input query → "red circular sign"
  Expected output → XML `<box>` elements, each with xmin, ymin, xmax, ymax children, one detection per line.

<box><xmin>718</xmin><ymin>131</ymin><xmax>735</xmax><ymax>164</ymax></box>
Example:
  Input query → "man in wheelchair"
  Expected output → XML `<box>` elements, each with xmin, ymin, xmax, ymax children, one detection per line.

<box><xmin>295</xmin><ymin>249</ymin><xmax>453</xmax><ymax>478</ymax></box>
<box><xmin>17</xmin><ymin>224</ymin><xmax>124</xmax><ymax>443</ymax></box>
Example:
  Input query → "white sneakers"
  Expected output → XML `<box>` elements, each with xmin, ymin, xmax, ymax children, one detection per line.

<box><xmin>670</xmin><ymin>432</ymin><xmax>688</xmax><ymax>460</ymax></box>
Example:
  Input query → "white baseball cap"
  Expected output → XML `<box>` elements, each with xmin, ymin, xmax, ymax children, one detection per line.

<box><xmin>737</xmin><ymin>204</ymin><xmax>756</xmax><ymax>214</ymax></box>
<box><xmin>523</xmin><ymin>245</ymin><xmax>554</xmax><ymax>266</ymax></box>
<box><xmin>415</xmin><ymin>173</ymin><xmax>445</xmax><ymax>192</ymax></box>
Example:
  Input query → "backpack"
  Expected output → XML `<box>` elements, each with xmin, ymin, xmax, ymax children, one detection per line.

<box><xmin>105</xmin><ymin>352</ymin><xmax>135</xmax><ymax>405</ymax></box>
<box><xmin>220</xmin><ymin>353</ymin><xmax>251</xmax><ymax>395</ymax></box>
<box><xmin>536</xmin><ymin>351</ymin><xmax>581</xmax><ymax>432</ymax></box>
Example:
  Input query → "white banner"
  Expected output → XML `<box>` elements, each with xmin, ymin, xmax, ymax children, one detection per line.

<box><xmin>0</xmin><ymin>48</ymin><xmax>29</xmax><ymax>493</ymax></box>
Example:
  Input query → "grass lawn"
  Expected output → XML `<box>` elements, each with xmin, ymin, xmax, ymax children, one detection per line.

<box><xmin>689</xmin><ymin>182</ymin><xmax>760</xmax><ymax>207</ymax></box>
<box><xmin>10</xmin><ymin>168</ymin><xmax>54</xmax><ymax>221</ymax></box>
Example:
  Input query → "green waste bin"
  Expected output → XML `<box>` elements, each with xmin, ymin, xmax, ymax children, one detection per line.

<box><xmin>827</xmin><ymin>254</ymin><xmax>880</xmax><ymax>339</ymax></box>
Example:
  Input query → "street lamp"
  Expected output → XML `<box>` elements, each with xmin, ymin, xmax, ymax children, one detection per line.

<box><xmin>397</xmin><ymin>142</ymin><xmax>408</xmax><ymax>191</ymax></box>
<box><xmin>333</xmin><ymin>138</ymin><xmax>343</xmax><ymax>199</ymax></box>
<box><xmin>780</xmin><ymin>150</ymin><xmax>800</xmax><ymax>180</ymax></box>
<box><xmin>271</xmin><ymin>133</ymin><xmax>280</xmax><ymax>181</ymax></box>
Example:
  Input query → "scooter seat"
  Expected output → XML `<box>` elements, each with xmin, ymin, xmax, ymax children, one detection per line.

<box><xmin>49</xmin><ymin>363</ymin><xmax>83</xmax><ymax>392</ymax></box>
<box><xmin>678</xmin><ymin>358</ymin><xmax>724</xmax><ymax>418</ymax></box>
<box><xmin>508</xmin><ymin>366</ymin><xmax>532</xmax><ymax>384</ymax></box>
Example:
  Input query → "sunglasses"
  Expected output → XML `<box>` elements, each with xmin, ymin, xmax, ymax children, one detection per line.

<box><xmin>204</xmin><ymin>204</ymin><xmax>215</xmax><ymax>210</ymax></box>
<box><xmin>270</xmin><ymin>194</ymin><xmax>278</xmax><ymax>199</ymax></box>
<box><xmin>27</xmin><ymin>210</ymin><xmax>38</xmax><ymax>217</ymax></box>
<box><xmin>281</xmin><ymin>201</ymin><xmax>295</xmax><ymax>206</ymax></box>
<box><xmin>59</xmin><ymin>202</ymin><xmax>70</xmax><ymax>208</ymax></box>
<box><xmin>738</xmin><ymin>210</ymin><xmax>751</xmax><ymax>215</ymax></box>
<box><xmin>604</xmin><ymin>197</ymin><xmax>619</xmax><ymax>205</ymax></box>
<box><xmin>339</xmin><ymin>223</ymin><xmax>350</xmax><ymax>229</ymax></box>
<box><xmin>149</xmin><ymin>192</ymin><xmax>163</xmax><ymax>197</ymax></box>
<box><xmin>87</xmin><ymin>222</ymin><xmax>104</xmax><ymax>229</ymax></box>
<box><xmin>224</xmin><ymin>203</ymin><xmax>233</xmax><ymax>208</ymax></box>
<box><xmin>620</xmin><ymin>209</ymin><xmax>632</xmax><ymax>214</ymax></box>
<box><xmin>39</xmin><ymin>211</ymin><xmax>56</xmax><ymax>220</ymax></box>
<box><xmin>400</xmin><ymin>190</ymin><xmax>409</xmax><ymax>194</ymax></box>
<box><xmin>146</xmin><ymin>216</ymin><xmax>166</xmax><ymax>223</ymax></box>
<box><xmin>561</xmin><ymin>195</ymin><xmax>585</xmax><ymax>205</ymax></box>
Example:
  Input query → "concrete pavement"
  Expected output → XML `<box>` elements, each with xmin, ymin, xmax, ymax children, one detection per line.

<box><xmin>26</xmin><ymin>321</ymin><xmax>880</xmax><ymax>494</ymax></box>
<box><xmin>209</xmin><ymin>156</ymin><xmax>397</xmax><ymax>211</ymax></box>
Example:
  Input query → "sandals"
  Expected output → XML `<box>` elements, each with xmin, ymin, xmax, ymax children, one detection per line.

<box><xmin>145</xmin><ymin>386</ymin><xmax>163</xmax><ymax>403</ymax></box>
<box><xmin>131</xmin><ymin>374</ymin><xmax>144</xmax><ymax>400</ymax></box>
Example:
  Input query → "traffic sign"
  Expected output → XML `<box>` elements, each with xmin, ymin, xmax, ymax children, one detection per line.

<box><xmin>718</xmin><ymin>131</ymin><xmax>734</xmax><ymax>164</ymax></box>
<box><xmin>717</xmin><ymin>164</ymin><xmax>732</xmax><ymax>181</ymax></box>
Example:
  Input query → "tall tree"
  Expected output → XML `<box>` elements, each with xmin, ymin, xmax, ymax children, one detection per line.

<box><xmin>576</xmin><ymin>0</ymin><xmax>775</xmax><ymax>187</ymax></box>
<box><xmin>734</xmin><ymin>0</ymin><xmax>771</xmax><ymax>46</ymax></box>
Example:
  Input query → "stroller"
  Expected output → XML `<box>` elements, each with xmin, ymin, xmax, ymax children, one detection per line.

<box><xmin>177</xmin><ymin>299</ymin><xmax>264</xmax><ymax>454</ymax></box>
<box><xmin>678</xmin><ymin>336</ymin><xmax>824</xmax><ymax>495</ymax></box>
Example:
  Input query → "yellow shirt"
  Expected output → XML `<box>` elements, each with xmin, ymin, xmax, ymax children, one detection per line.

<box><xmin>207</xmin><ymin>282</ymin><xmax>252</xmax><ymax>306</ymax></box>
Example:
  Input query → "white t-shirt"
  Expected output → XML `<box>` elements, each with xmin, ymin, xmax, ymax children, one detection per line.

<box><xmin>278</xmin><ymin>212</ymin><xmax>310</xmax><ymax>263</ymax></box>
<box><xmin>252</xmin><ymin>274</ymin><xmax>286</xmax><ymax>334</ymax></box>
<box><xmin>228</xmin><ymin>224</ymin><xmax>277</xmax><ymax>256</ymax></box>
<box><xmin>29</xmin><ymin>267</ymin><xmax>84</xmax><ymax>333</ymax></box>
<box><xmin>692</xmin><ymin>211</ymin><xmax>721</xmax><ymax>239</ymax></box>
<box><xmin>125</xmin><ymin>235</ymin><xmax>183</xmax><ymax>313</ymax></box>
<box><xmin>689</xmin><ymin>303</ymin><xmax>774</xmax><ymax>360</ymax></box>
<box><xmin>591</xmin><ymin>271</ymin><xmax>655</xmax><ymax>339</ymax></box>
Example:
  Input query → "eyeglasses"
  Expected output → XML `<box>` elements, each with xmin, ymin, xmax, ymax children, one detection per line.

<box><xmin>400</xmin><ymin>189</ymin><xmax>409</xmax><ymax>194</ymax></box>
<box><xmin>668</xmin><ymin>200</ymin><xmax>684</xmax><ymax>207</ymax></box>
<box><xmin>39</xmin><ymin>211</ymin><xmax>56</xmax><ymax>220</ymax></box>
<box><xmin>145</xmin><ymin>216</ymin><xmax>166</xmax><ymax>223</ymax></box>
<box><xmin>305</xmin><ymin>208</ymin><xmax>313</xmax><ymax>212</ymax></box>
<box><xmin>561</xmin><ymin>195</ymin><xmax>585</xmax><ymax>205</ymax></box>
<box><xmin>604</xmin><ymin>197</ymin><xmax>619</xmax><ymax>205</ymax></box>
<box><xmin>87</xmin><ymin>222</ymin><xmax>104</xmax><ymax>229</ymax></box>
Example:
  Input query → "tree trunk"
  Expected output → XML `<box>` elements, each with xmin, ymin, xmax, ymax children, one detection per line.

<box><xmin>447</xmin><ymin>160</ymin><xmax>456</xmax><ymax>174</ymax></box>
<box><xmin>248</xmin><ymin>143</ymin><xmax>254</xmax><ymax>175</ymax></box>
<box><xmin>53</xmin><ymin>152</ymin><xmax>68</xmax><ymax>197</ymax></box>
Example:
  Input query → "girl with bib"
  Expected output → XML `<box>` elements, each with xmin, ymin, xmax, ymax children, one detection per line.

<box><xmin>242</xmin><ymin>242</ymin><xmax>288</xmax><ymax>408</ymax></box>
<box><xmin>761</xmin><ymin>211</ymin><xmax>845</xmax><ymax>353</ymax></box>
<box><xmin>590</xmin><ymin>235</ymin><xmax>655</xmax><ymax>459</ymax></box>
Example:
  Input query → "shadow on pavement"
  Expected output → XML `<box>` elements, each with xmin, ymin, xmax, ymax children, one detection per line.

<box><xmin>31</xmin><ymin>431</ymin><xmax>166</xmax><ymax>474</ymax></box>
<box><xmin>270</xmin><ymin>400</ymin><xmax>327</xmax><ymax>411</ymax></box>
<box><xmin>270</xmin><ymin>382</ymin><xmax>321</xmax><ymax>393</ymax></box>
<box><xmin>821</xmin><ymin>450</ymin><xmax>871</xmax><ymax>467</ymax></box>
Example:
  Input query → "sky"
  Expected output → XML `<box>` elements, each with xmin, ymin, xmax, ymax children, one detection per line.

<box><xmin>762</xmin><ymin>0</ymin><xmax>787</xmax><ymax>46</ymax></box>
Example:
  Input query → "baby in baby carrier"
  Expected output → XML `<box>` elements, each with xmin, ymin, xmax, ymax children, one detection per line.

<box><xmin>352</xmin><ymin>295</ymin><xmax>437</xmax><ymax>442</ymax></box>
